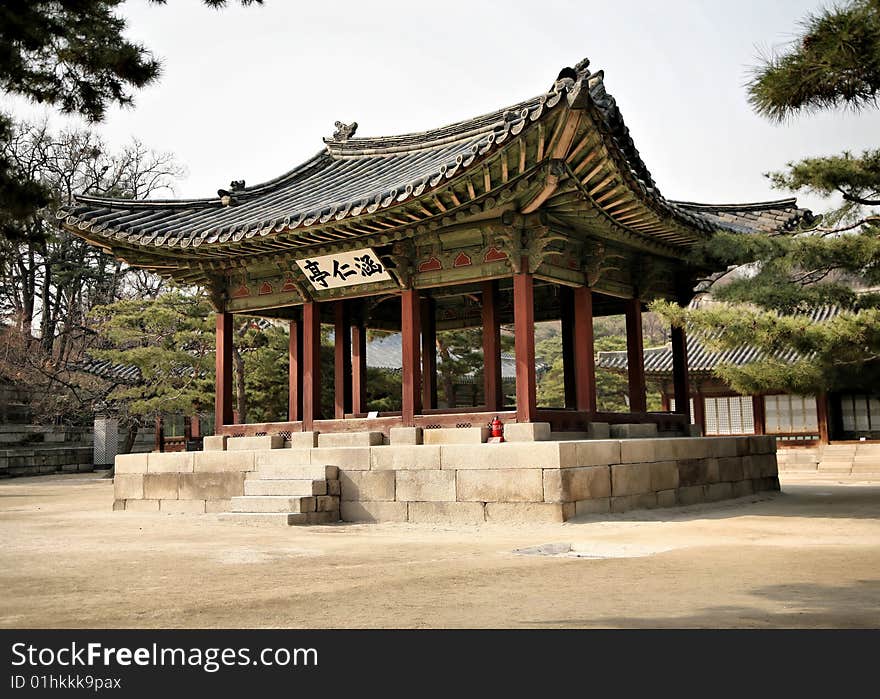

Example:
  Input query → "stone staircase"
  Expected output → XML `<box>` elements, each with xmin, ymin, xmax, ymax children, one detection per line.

<box><xmin>223</xmin><ymin>463</ymin><xmax>340</xmax><ymax>526</ymax></box>
<box><xmin>777</xmin><ymin>442</ymin><xmax>880</xmax><ymax>478</ymax></box>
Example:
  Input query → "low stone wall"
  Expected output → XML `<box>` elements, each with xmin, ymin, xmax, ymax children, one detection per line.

<box><xmin>113</xmin><ymin>451</ymin><xmax>250</xmax><ymax>513</ymax></box>
<box><xmin>333</xmin><ymin>435</ymin><xmax>777</xmax><ymax>523</ymax></box>
<box><xmin>0</xmin><ymin>446</ymin><xmax>94</xmax><ymax>477</ymax></box>
<box><xmin>113</xmin><ymin>435</ymin><xmax>778</xmax><ymax>522</ymax></box>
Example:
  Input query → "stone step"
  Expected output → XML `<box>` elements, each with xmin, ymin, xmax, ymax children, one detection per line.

<box><xmin>226</xmin><ymin>435</ymin><xmax>285</xmax><ymax>451</ymax></box>
<box><xmin>218</xmin><ymin>511</ymin><xmax>339</xmax><ymax>526</ymax></box>
<box><xmin>317</xmin><ymin>431</ymin><xmax>384</xmax><ymax>447</ymax></box>
<box><xmin>244</xmin><ymin>479</ymin><xmax>328</xmax><ymax>496</ymax></box>
<box><xmin>778</xmin><ymin>463</ymin><xmax>818</xmax><ymax>472</ymax></box>
<box><xmin>422</xmin><ymin>427</ymin><xmax>489</xmax><ymax>445</ymax></box>
<box><xmin>852</xmin><ymin>463</ymin><xmax>880</xmax><ymax>473</ymax></box>
<box><xmin>230</xmin><ymin>495</ymin><xmax>316</xmax><ymax>513</ymax></box>
<box><xmin>817</xmin><ymin>462</ymin><xmax>853</xmax><ymax>473</ymax></box>
<box><xmin>252</xmin><ymin>464</ymin><xmax>339</xmax><ymax>480</ymax></box>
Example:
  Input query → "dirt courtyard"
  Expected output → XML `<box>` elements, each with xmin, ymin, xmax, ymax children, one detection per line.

<box><xmin>1</xmin><ymin>472</ymin><xmax>878</xmax><ymax>628</ymax></box>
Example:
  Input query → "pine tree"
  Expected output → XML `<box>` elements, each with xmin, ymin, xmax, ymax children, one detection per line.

<box><xmin>0</xmin><ymin>1</ymin><xmax>261</xmax><ymax>241</ymax></box>
<box><xmin>653</xmin><ymin>0</ymin><xmax>880</xmax><ymax>396</ymax></box>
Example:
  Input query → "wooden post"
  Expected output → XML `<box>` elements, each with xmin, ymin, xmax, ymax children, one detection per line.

<box><xmin>154</xmin><ymin>415</ymin><xmax>165</xmax><ymax>453</ymax></box>
<box><xmin>752</xmin><ymin>395</ymin><xmax>765</xmax><ymax>435</ymax></box>
<box><xmin>573</xmin><ymin>286</ymin><xmax>597</xmax><ymax>412</ymax></box>
<box><xmin>302</xmin><ymin>301</ymin><xmax>322</xmax><ymax>430</ymax></box>
<box><xmin>482</xmin><ymin>280</ymin><xmax>503</xmax><ymax>412</ymax></box>
<box><xmin>513</xmin><ymin>264</ymin><xmax>537</xmax><ymax>422</ymax></box>
<box><xmin>421</xmin><ymin>297</ymin><xmax>437</xmax><ymax>410</ymax></box>
<box><xmin>816</xmin><ymin>391</ymin><xmax>830</xmax><ymax>444</ymax></box>
<box><xmin>560</xmin><ymin>287</ymin><xmax>576</xmax><ymax>409</ymax></box>
<box><xmin>401</xmin><ymin>289</ymin><xmax>422</xmax><ymax>425</ymax></box>
<box><xmin>351</xmin><ymin>321</ymin><xmax>367</xmax><ymax>415</ymax></box>
<box><xmin>625</xmin><ymin>297</ymin><xmax>647</xmax><ymax>412</ymax></box>
<box><xmin>334</xmin><ymin>301</ymin><xmax>352</xmax><ymax>419</ymax></box>
<box><xmin>190</xmin><ymin>414</ymin><xmax>201</xmax><ymax>440</ymax></box>
<box><xmin>671</xmin><ymin>325</ymin><xmax>690</xmax><ymax>422</ymax></box>
<box><xmin>214</xmin><ymin>311</ymin><xmax>234</xmax><ymax>433</ymax></box>
<box><xmin>288</xmin><ymin>317</ymin><xmax>303</xmax><ymax>421</ymax></box>
<box><xmin>693</xmin><ymin>389</ymin><xmax>706</xmax><ymax>435</ymax></box>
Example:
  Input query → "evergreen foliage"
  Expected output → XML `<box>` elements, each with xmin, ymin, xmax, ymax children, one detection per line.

<box><xmin>654</xmin><ymin>0</ymin><xmax>880</xmax><ymax>396</ymax></box>
<box><xmin>89</xmin><ymin>291</ymin><xmax>215</xmax><ymax>418</ymax></box>
<box><xmin>748</xmin><ymin>0</ymin><xmax>880</xmax><ymax>121</ymax></box>
<box><xmin>0</xmin><ymin>0</ymin><xmax>261</xmax><ymax>242</ymax></box>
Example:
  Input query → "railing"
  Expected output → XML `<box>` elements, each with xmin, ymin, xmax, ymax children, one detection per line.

<box><xmin>216</xmin><ymin>408</ymin><xmax>689</xmax><ymax>439</ymax></box>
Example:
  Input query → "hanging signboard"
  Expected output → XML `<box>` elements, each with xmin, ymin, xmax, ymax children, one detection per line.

<box><xmin>295</xmin><ymin>248</ymin><xmax>392</xmax><ymax>290</ymax></box>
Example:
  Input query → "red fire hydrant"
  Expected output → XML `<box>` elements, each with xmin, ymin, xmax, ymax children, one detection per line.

<box><xmin>489</xmin><ymin>415</ymin><xmax>505</xmax><ymax>443</ymax></box>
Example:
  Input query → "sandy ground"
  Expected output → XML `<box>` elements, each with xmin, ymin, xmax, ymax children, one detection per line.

<box><xmin>1</xmin><ymin>472</ymin><xmax>878</xmax><ymax>628</ymax></box>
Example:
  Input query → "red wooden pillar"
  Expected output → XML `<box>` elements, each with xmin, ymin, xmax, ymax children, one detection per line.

<box><xmin>752</xmin><ymin>395</ymin><xmax>765</xmax><ymax>435</ymax></box>
<box><xmin>816</xmin><ymin>391</ymin><xmax>830</xmax><ymax>444</ymax></box>
<box><xmin>560</xmin><ymin>287</ymin><xmax>576</xmax><ymax>409</ymax></box>
<box><xmin>624</xmin><ymin>297</ymin><xmax>647</xmax><ymax>412</ymax></box>
<box><xmin>214</xmin><ymin>311</ymin><xmax>234</xmax><ymax>433</ymax></box>
<box><xmin>351</xmin><ymin>321</ymin><xmax>367</xmax><ymax>415</ymax></box>
<box><xmin>671</xmin><ymin>325</ymin><xmax>690</xmax><ymax>422</ymax></box>
<box><xmin>482</xmin><ymin>280</ymin><xmax>503</xmax><ymax>412</ymax></box>
<box><xmin>333</xmin><ymin>301</ymin><xmax>352</xmax><ymax>419</ymax></box>
<box><xmin>513</xmin><ymin>264</ymin><xmax>537</xmax><ymax>422</ymax></box>
<box><xmin>421</xmin><ymin>297</ymin><xmax>437</xmax><ymax>410</ymax></box>
<box><xmin>573</xmin><ymin>286</ymin><xmax>597</xmax><ymax>412</ymax></box>
<box><xmin>302</xmin><ymin>301</ymin><xmax>322</xmax><ymax>430</ymax></box>
<box><xmin>288</xmin><ymin>317</ymin><xmax>303</xmax><ymax>421</ymax></box>
<box><xmin>401</xmin><ymin>289</ymin><xmax>422</xmax><ymax>425</ymax></box>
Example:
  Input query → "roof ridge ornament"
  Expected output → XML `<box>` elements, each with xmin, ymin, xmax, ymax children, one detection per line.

<box><xmin>328</xmin><ymin>121</ymin><xmax>358</xmax><ymax>142</ymax></box>
<box><xmin>217</xmin><ymin>180</ymin><xmax>245</xmax><ymax>207</ymax></box>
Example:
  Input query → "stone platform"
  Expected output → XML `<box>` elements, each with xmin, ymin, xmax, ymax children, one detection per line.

<box><xmin>113</xmin><ymin>427</ymin><xmax>779</xmax><ymax>524</ymax></box>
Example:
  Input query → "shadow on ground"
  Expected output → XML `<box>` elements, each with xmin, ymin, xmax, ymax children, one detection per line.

<box><xmin>521</xmin><ymin>579</ymin><xmax>880</xmax><ymax>628</ymax></box>
<box><xmin>569</xmin><ymin>485</ymin><xmax>880</xmax><ymax>524</ymax></box>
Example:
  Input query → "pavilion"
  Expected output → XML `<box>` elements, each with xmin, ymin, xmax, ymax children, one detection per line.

<box><xmin>59</xmin><ymin>58</ymin><xmax>813</xmax><ymax>442</ymax></box>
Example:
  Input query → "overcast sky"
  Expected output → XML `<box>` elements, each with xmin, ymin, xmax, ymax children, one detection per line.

<box><xmin>9</xmin><ymin>0</ymin><xmax>880</xmax><ymax>215</ymax></box>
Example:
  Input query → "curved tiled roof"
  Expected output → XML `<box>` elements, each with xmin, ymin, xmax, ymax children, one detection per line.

<box><xmin>596</xmin><ymin>306</ymin><xmax>841</xmax><ymax>376</ymax></box>
<box><xmin>57</xmin><ymin>56</ymin><xmax>813</xmax><ymax>278</ymax></box>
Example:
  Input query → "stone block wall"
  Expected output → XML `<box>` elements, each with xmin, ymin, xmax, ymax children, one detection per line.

<box><xmin>0</xmin><ymin>446</ymin><xmax>94</xmax><ymax>477</ymax></box>
<box><xmin>113</xmin><ymin>450</ymin><xmax>252</xmax><ymax>513</ymax></box>
<box><xmin>322</xmin><ymin>435</ymin><xmax>777</xmax><ymax>524</ymax></box>
<box><xmin>112</xmin><ymin>434</ymin><xmax>778</xmax><ymax>522</ymax></box>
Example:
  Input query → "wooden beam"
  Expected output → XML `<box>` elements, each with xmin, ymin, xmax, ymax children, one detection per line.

<box><xmin>482</xmin><ymin>280</ymin><xmax>503</xmax><ymax>412</ymax></box>
<box><xmin>513</xmin><ymin>264</ymin><xmax>537</xmax><ymax>422</ymax></box>
<box><xmin>214</xmin><ymin>311</ymin><xmax>234</xmax><ymax>433</ymax></box>
<box><xmin>401</xmin><ymin>289</ymin><xmax>422</xmax><ymax>425</ymax></box>
<box><xmin>573</xmin><ymin>286</ymin><xmax>597</xmax><ymax>412</ymax></box>
<box><xmin>302</xmin><ymin>301</ymin><xmax>322</xmax><ymax>429</ymax></box>
<box><xmin>288</xmin><ymin>317</ymin><xmax>303</xmax><ymax>421</ymax></box>
<box><xmin>334</xmin><ymin>301</ymin><xmax>352</xmax><ymax>419</ymax></box>
<box><xmin>351</xmin><ymin>321</ymin><xmax>367</xmax><ymax>415</ymax></box>
<box><xmin>671</xmin><ymin>325</ymin><xmax>690</xmax><ymax>422</ymax></box>
<box><xmin>625</xmin><ymin>297</ymin><xmax>647</xmax><ymax>412</ymax></box>
<box><xmin>421</xmin><ymin>297</ymin><xmax>437</xmax><ymax>410</ymax></box>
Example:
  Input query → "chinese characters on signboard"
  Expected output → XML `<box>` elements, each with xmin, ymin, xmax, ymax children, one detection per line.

<box><xmin>295</xmin><ymin>248</ymin><xmax>392</xmax><ymax>290</ymax></box>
